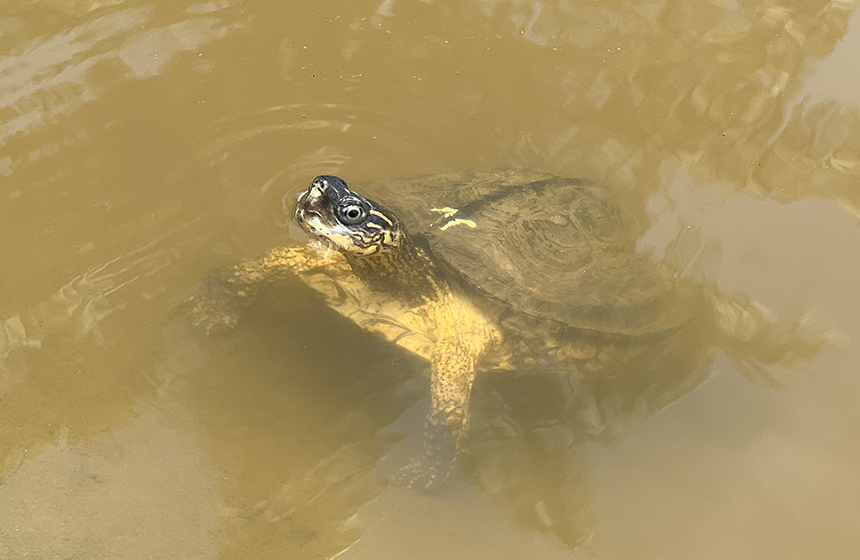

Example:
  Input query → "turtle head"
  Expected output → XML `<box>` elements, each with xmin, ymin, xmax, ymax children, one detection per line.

<box><xmin>294</xmin><ymin>175</ymin><xmax>403</xmax><ymax>255</ymax></box>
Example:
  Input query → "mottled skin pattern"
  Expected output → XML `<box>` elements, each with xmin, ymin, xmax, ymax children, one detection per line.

<box><xmin>188</xmin><ymin>176</ymin><xmax>505</xmax><ymax>488</ymax></box>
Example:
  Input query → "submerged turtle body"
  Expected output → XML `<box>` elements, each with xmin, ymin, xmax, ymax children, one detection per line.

<box><xmin>187</xmin><ymin>170</ymin><xmax>818</xmax><ymax>489</ymax></box>
<box><xmin>362</xmin><ymin>170</ymin><xmax>692</xmax><ymax>338</ymax></box>
<box><xmin>291</xmin><ymin>171</ymin><xmax>698</xmax><ymax>380</ymax></box>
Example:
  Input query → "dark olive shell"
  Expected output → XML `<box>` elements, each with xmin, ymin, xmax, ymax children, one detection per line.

<box><xmin>358</xmin><ymin>170</ymin><xmax>693</xmax><ymax>336</ymax></box>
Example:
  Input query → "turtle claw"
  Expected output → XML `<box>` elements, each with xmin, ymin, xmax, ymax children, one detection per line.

<box><xmin>393</xmin><ymin>423</ymin><xmax>459</xmax><ymax>492</ymax></box>
<box><xmin>184</xmin><ymin>293</ymin><xmax>241</xmax><ymax>336</ymax></box>
<box><xmin>394</xmin><ymin>454</ymin><xmax>455</xmax><ymax>492</ymax></box>
<box><xmin>180</xmin><ymin>266</ymin><xmax>250</xmax><ymax>336</ymax></box>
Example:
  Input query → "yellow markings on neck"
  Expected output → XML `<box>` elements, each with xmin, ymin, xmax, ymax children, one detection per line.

<box><xmin>369</xmin><ymin>209</ymin><xmax>393</xmax><ymax>226</ymax></box>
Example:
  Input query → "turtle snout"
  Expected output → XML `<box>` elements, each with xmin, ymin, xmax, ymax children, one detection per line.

<box><xmin>294</xmin><ymin>192</ymin><xmax>333</xmax><ymax>239</ymax></box>
<box><xmin>295</xmin><ymin>186</ymin><xmax>322</xmax><ymax>220</ymax></box>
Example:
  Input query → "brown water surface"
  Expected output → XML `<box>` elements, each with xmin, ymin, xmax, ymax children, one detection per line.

<box><xmin>1</xmin><ymin>1</ymin><xmax>859</xmax><ymax>559</ymax></box>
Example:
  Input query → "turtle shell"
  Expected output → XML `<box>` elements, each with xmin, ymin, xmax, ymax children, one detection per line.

<box><xmin>359</xmin><ymin>170</ymin><xmax>694</xmax><ymax>337</ymax></box>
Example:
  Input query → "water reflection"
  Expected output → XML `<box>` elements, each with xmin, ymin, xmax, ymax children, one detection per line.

<box><xmin>0</xmin><ymin>0</ymin><xmax>858</xmax><ymax>558</ymax></box>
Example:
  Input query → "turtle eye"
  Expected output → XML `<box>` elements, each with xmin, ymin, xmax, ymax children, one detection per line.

<box><xmin>338</xmin><ymin>203</ymin><xmax>366</xmax><ymax>225</ymax></box>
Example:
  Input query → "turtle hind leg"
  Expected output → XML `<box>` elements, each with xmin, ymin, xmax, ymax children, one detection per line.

<box><xmin>705</xmin><ymin>285</ymin><xmax>829</xmax><ymax>373</ymax></box>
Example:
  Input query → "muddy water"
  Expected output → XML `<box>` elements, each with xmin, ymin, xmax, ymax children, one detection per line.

<box><xmin>1</xmin><ymin>1</ymin><xmax>859</xmax><ymax>558</ymax></box>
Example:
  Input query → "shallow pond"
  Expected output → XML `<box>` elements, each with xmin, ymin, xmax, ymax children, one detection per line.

<box><xmin>1</xmin><ymin>1</ymin><xmax>859</xmax><ymax>559</ymax></box>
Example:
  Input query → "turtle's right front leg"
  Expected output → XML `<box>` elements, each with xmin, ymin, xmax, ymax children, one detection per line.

<box><xmin>186</xmin><ymin>245</ymin><xmax>332</xmax><ymax>334</ymax></box>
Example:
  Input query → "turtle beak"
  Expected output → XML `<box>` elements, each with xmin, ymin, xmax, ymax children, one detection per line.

<box><xmin>294</xmin><ymin>190</ymin><xmax>308</xmax><ymax>222</ymax></box>
<box><xmin>294</xmin><ymin>184</ymin><xmax>332</xmax><ymax>234</ymax></box>
<box><xmin>296</xmin><ymin>185</ymin><xmax>323</xmax><ymax>216</ymax></box>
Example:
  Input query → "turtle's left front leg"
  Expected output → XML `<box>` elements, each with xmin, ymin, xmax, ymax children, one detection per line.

<box><xmin>397</xmin><ymin>338</ymin><xmax>478</xmax><ymax>490</ymax></box>
<box><xmin>185</xmin><ymin>245</ymin><xmax>333</xmax><ymax>334</ymax></box>
<box><xmin>429</xmin><ymin>343</ymin><xmax>478</xmax><ymax>440</ymax></box>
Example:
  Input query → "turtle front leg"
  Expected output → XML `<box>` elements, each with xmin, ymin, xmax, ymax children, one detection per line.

<box><xmin>397</xmin><ymin>341</ymin><xmax>478</xmax><ymax>490</ymax></box>
<box><xmin>185</xmin><ymin>245</ymin><xmax>333</xmax><ymax>334</ymax></box>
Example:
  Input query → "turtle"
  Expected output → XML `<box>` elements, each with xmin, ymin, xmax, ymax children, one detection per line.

<box><xmin>186</xmin><ymin>170</ymin><xmax>822</xmax><ymax>489</ymax></box>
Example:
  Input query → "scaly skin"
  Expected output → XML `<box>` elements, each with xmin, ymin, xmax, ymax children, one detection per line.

<box><xmin>186</xmin><ymin>241</ymin><xmax>502</xmax><ymax>490</ymax></box>
<box><xmin>393</xmin><ymin>291</ymin><xmax>502</xmax><ymax>489</ymax></box>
